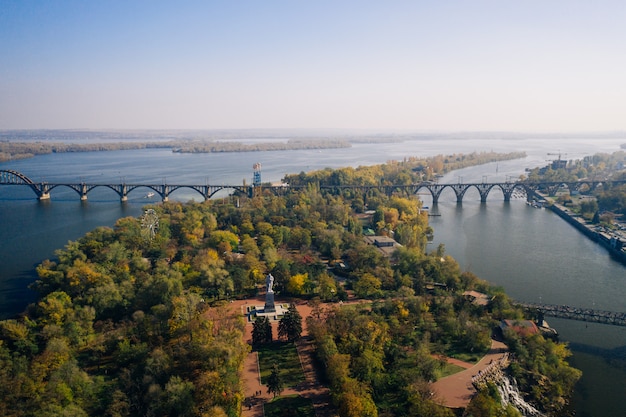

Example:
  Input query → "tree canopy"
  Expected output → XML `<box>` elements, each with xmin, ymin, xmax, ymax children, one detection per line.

<box><xmin>0</xmin><ymin>152</ymin><xmax>583</xmax><ymax>417</ymax></box>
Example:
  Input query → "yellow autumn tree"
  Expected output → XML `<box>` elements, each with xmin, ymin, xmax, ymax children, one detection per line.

<box><xmin>286</xmin><ymin>273</ymin><xmax>308</xmax><ymax>295</ymax></box>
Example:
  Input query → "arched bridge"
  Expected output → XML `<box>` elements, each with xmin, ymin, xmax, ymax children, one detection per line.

<box><xmin>305</xmin><ymin>178</ymin><xmax>626</xmax><ymax>204</ymax></box>
<box><xmin>1</xmin><ymin>169</ymin><xmax>625</xmax><ymax>203</ymax></box>
<box><xmin>0</xmin><ymin>170</ymin><xmax>251</xmax><ymax>202</ymax></box>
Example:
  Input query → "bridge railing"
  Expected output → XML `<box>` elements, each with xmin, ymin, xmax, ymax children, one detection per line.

<box><xmin>2</xmin><ymin>169</ymin><xmax>626</xmax><ymax>203</ymax></box>
<box><xmin>518</xmin><ymin>301</ymin><xmax>626</xmax><ymax>327</ymax></box>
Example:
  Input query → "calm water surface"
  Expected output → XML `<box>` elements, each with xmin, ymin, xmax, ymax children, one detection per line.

<box><xmin>1</xmin><ymin>136</ymin><xmax>626</xmax><ymax>416</ymax></box>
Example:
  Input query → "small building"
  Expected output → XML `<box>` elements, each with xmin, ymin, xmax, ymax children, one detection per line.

<box><xmin>363</xmin><ymin>235</ymin><xmax>402</xmax><ymax>257</ymax></box>
<box><xmin>462</xmin><ymin>290</ymin><xmax>491</xmax><ymax>306</ymax></box>
<box><xmin>499</xmin><ymin>319</ymin><xmax>540</xmax><ymax>337</ymax></box>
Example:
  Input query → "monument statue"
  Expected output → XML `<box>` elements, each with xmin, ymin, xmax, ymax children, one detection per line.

<box><xmin>264</xmin><ymin>273</ymin><xmax>276</xmax><ymax>312</ymax></box>
<box><xmin>266</xmin><ymin>273</ymin><xmax>274</xmax><ymax>293</ymax></box>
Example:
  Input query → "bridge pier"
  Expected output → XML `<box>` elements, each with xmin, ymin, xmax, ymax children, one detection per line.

<box><xmin>80</xmin><ymin>183</ymin><xmax>88</xmax><ymax>201</ymax></box>
<box><xmin>4</xmin><ymin>170</ymin><xmax>624</xmax><ymax>204</ymax></box>
<box><xmin>38</xmin><ymin>182</ymin><xmax>51</xmax><ymax>200</ymax></box>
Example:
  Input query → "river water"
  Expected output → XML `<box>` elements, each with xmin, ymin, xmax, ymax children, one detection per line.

<box><xmin>1</xmin><ymin>135</ymin><xmax>625</xmax><ymax>416</ymax></box>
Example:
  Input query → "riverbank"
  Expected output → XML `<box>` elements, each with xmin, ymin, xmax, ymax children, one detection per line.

<box><xmin>534</xmin><ymin>192</ymin><xmax>626</xmax><ymax>264</ymax></box>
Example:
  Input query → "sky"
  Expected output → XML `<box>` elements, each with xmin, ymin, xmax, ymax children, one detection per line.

<box><xmin>0</xmin><ymin>0</ymin><xmax>625</xmax><ymax>132</ymax></box>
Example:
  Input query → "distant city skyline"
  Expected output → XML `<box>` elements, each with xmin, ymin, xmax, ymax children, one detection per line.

<box><xmin>1</xmin><ymin>1</ymin><xmax>624</xmax><ymax>132</ymax></box>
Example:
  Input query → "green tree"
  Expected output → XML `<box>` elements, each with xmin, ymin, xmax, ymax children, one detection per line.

<box><xmin>164</xmin><ymin>376</ymin><xmax>195</xmax><ymax>416</ymax></box>
<box><xmin>278</xmin><ymin>304</ymin><xmax>303</xmax><ymax>342</ymax></box>
<box><xmin>353</xmin><ymin>273</ymin><xmax>382</xmax><ymax>298</ymax></box>
<box><xmin>318</xmin><ymin>273</ymin><xmax>337</xmax><ymax>301</ymax></box>
<box><xmin>252</xmin><ymin>316</ymin><xmax>272</xmax><ymax>345</ymax></box>
<box><xmin>207</xmin><ymin>230</ymin><xmax>239</xmax><ymax>253</ymax></box>
<box><xmin>266</xmin><ymin>363</ymin><xmax>284</xmax><ymax>398</ymax></box>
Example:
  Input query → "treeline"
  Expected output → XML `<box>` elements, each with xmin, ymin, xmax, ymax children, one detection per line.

<box><xmin>0</xmin><ymin>139</ymin><xmax>352</xmax><ymax>162</ymax></box>
<box><xmin>0</xmin><ymin>140</ymin><xmax>525</xmax><ymax>164</ymax></box>
<box><xmin>0</xmin><ymin>141</ymin><xmax>172</xmax><ymax>162</ymax></box>
<box><xmin>284</xmin><ymin>151</ymin><xmax>526</xmax><ymax>187</ymax></box>
<box><xmin>172</xmin><ymin>138</ymin><xmax>351</xmax><ymax>153</ymax></box>
<box><xmin>0</xmin><ymin>166</ymin><xmax>577</xmax><ymax>416</ymax></box>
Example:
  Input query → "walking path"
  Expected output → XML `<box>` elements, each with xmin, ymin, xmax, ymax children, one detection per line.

<box><xmin>229</xmin><ymin>297</ymin><xmax>334</xmax><ymax>417</ymax></box>
<box><xmin>430</xmin><ymin>339</ymin><xmax>509</xmax><ymax>408</ymax></box>
<box><xmin>230</xmin><ymin>296</ymin><xmax>508</xmax><ymax>413</ymax></box>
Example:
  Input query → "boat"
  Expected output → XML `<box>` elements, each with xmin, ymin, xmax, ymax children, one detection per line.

<box><xmin>145</xmin><ymin>192</ymin><xmax>155</xmax><ymax>198</ymax></box>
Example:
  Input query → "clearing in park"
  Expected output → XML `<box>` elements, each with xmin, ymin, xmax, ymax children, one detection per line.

<box><xmin>257</xmin><ymin>341</ymin><xmax>305</xmax><ymax>388</ymax></box>
<box><xmin>264</xmin><ymin>395</ymin><xmax>316</xmax><ymax>417</ymax></box>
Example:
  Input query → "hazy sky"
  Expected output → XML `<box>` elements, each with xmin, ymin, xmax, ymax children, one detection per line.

<box><xmin>1</xmin><ymin>1</ymin><xmax>624</xmax><ymax>131</ymax></box>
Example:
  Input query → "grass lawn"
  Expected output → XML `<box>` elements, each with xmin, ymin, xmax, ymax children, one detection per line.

<box><xmin>257</xmin><ymin>341</ymin><xmax>305</xmax><ymax>387</ymax></box>
<box><xmin>438</xmin><ymin>342</ymin><xmax>490</xmax><ymax>364</ymax></box>
<box><xmin>450</xmin><ymin>353</ymin><xmax>480</xmax><ymax>363</ymax></box>
<box><xmin>264</xmin><ymin>395</ymin><xmax>316</xmax><ymax>417</ymax></box>
<box><xmin>435</xmin><ymin>362</ymin><xmax>466</xmax><ymax>379</ymax></box>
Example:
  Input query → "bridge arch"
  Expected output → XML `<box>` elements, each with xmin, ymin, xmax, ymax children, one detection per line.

<box><xmin>3</xmin><ymin>169</ymin><xmax>625</xmax><ymax>204</ymax></box>
<box><xmin>413</xmin><ymin>184</ymin><xmax>439</xmax><ymax>204</ymax></box>
<box><xmin>0</xmin><ymin>169</ymin><xmax>35</xmax><ymax>184</ymax></box>
<box><xmin>0</xmin><ymin>169</ymin><xmax>47</xmax><ymax>199</ymax></box>
<box><xmin>205</xmin><ymin>185</ymin><xmax>250</xmax><ymax>199</ymax></box>
<box><xmin>167</xmin><ymin>185</ymin><xmax>212</xmax><ymax>201</ymax></box>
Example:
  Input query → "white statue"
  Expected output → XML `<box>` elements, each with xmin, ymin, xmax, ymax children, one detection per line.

<box><xmin>266</xmin><ymin>273</ymin><xmax>274</xmax><ymax>293</ymax></box>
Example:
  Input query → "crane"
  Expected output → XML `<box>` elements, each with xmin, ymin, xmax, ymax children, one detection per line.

<box><xmin>547</xmin><ymin>151</ymin><xmax>568</xmax><ymax>169</ymax></box>
<box><xmin>547</xmin><ymin>151</ymin><xmax>568</xmax><ymax>161</ymax></box>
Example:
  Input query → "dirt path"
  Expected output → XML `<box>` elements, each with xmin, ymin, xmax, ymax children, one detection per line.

<box><xmin>230</xmin><ymin>297</ymin><xmax>334</xmax><ymax>417</ymax></box>
<box><xmin>430</xmin><ymin>339</ymin><xmax>509</xmax><ymax>408</ymax></box>
<box><xmin>232</xmin><ymin>296</ymin><xmax>509</xmax><ymax>413</ymax></box>
<box><xmin>433</xmin><ymin>354</ymin><xmax>475</xmax><ymax>369</ymax></box>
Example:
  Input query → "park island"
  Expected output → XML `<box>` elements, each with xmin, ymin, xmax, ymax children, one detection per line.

<box><xmin>0</xmin><ymin>154</ymin><xmax>582</xmax><ymax>417</ymax></box>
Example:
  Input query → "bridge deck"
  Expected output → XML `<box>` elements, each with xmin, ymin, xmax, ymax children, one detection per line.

<box><xmin>2</xmin><ymin>169</ymin><xmax>626</xmax><ymax>203</ymax></box>
<box><xmin>518</xmin><ymin>302</ymin><xmax>626</xmax><ymax>327</ymax></box>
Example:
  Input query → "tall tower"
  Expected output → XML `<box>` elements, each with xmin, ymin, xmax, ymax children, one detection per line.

<box><xmin>253</xmin><ymin>162</ymin><xmax>262</xmax><ymax>187</ymax></box>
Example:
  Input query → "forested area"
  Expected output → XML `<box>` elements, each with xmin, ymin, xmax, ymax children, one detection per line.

<box><xmin>0</xmin><ymin>136</ymin><xmax>524</xmax><ymax>167</ymax></box>
<box><xmin>0</xmin><ymin>139</ymin><xmax>351</xmax><ymax>161</ymax></box>
<box><xmin>0</xmin><ymin>156</ymin><xmax>580</xmax><ymax>416</ymax></box>
<box><xmin>284</xmin><ymin>151</ymin><xmax>526</xmax><ymax>187</ymax></box>
<box><xmin>524</xmin><ymin>151</ymin><xmax>626</xmax><ymax>219</ymax></box>
<box><xmin>306</xmin><ymin>280</ymin><xmax>580</xmax><ymax>416</ymax></box>
<box><xmin>0</xmin><ymin>141</ymin><xmax>170</xmax><ymax>161</ymax></box>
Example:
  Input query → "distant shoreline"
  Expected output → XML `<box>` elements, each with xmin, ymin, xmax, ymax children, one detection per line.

<box><xmin>0</xmin><ymin>139</ymin><xmax>357</xmax><ymax>162</ymax></box>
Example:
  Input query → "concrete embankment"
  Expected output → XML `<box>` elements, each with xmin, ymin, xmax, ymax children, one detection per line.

<box><xmin>537</xmin><ymin>195</ymin><xmax>626</xmax><ymax>264</ymax></box>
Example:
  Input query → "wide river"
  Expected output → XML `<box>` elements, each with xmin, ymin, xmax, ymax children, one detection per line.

<box><xmin>1</xmin><ymin>135</ymin><xmax>625</xmax><ymax>416</ymax></box>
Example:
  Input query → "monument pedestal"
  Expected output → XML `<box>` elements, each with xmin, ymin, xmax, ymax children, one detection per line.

<box><xmin>264</xmin><ymin>291</ymin><xmax>276</xmax><ymax>313</ymax></box>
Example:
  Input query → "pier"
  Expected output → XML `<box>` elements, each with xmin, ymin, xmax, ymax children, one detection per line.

<box><xmin>517</xmin><ymin>302</ymin><xmax>626</xmax><ymax>327</ymax></box>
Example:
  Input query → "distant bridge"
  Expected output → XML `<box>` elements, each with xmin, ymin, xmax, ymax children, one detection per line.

<box><xmin>0</xmin><ymin>169</ymin><xmax>250</xmax><ymax>202</ymax></box>
<box><xmin>1</xmin><ymin>169</ymin><xmax>625</xmax><ymax>203</ymax></box>
<box><xmin>314</xmin><ymin>179</ymin><xmax>626</xmax><ymax>204</ymax></box>
<box><xmin>518</xmin><ymin>302</ymin><xmax>626</xmax><ymax>327</ymax></box>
